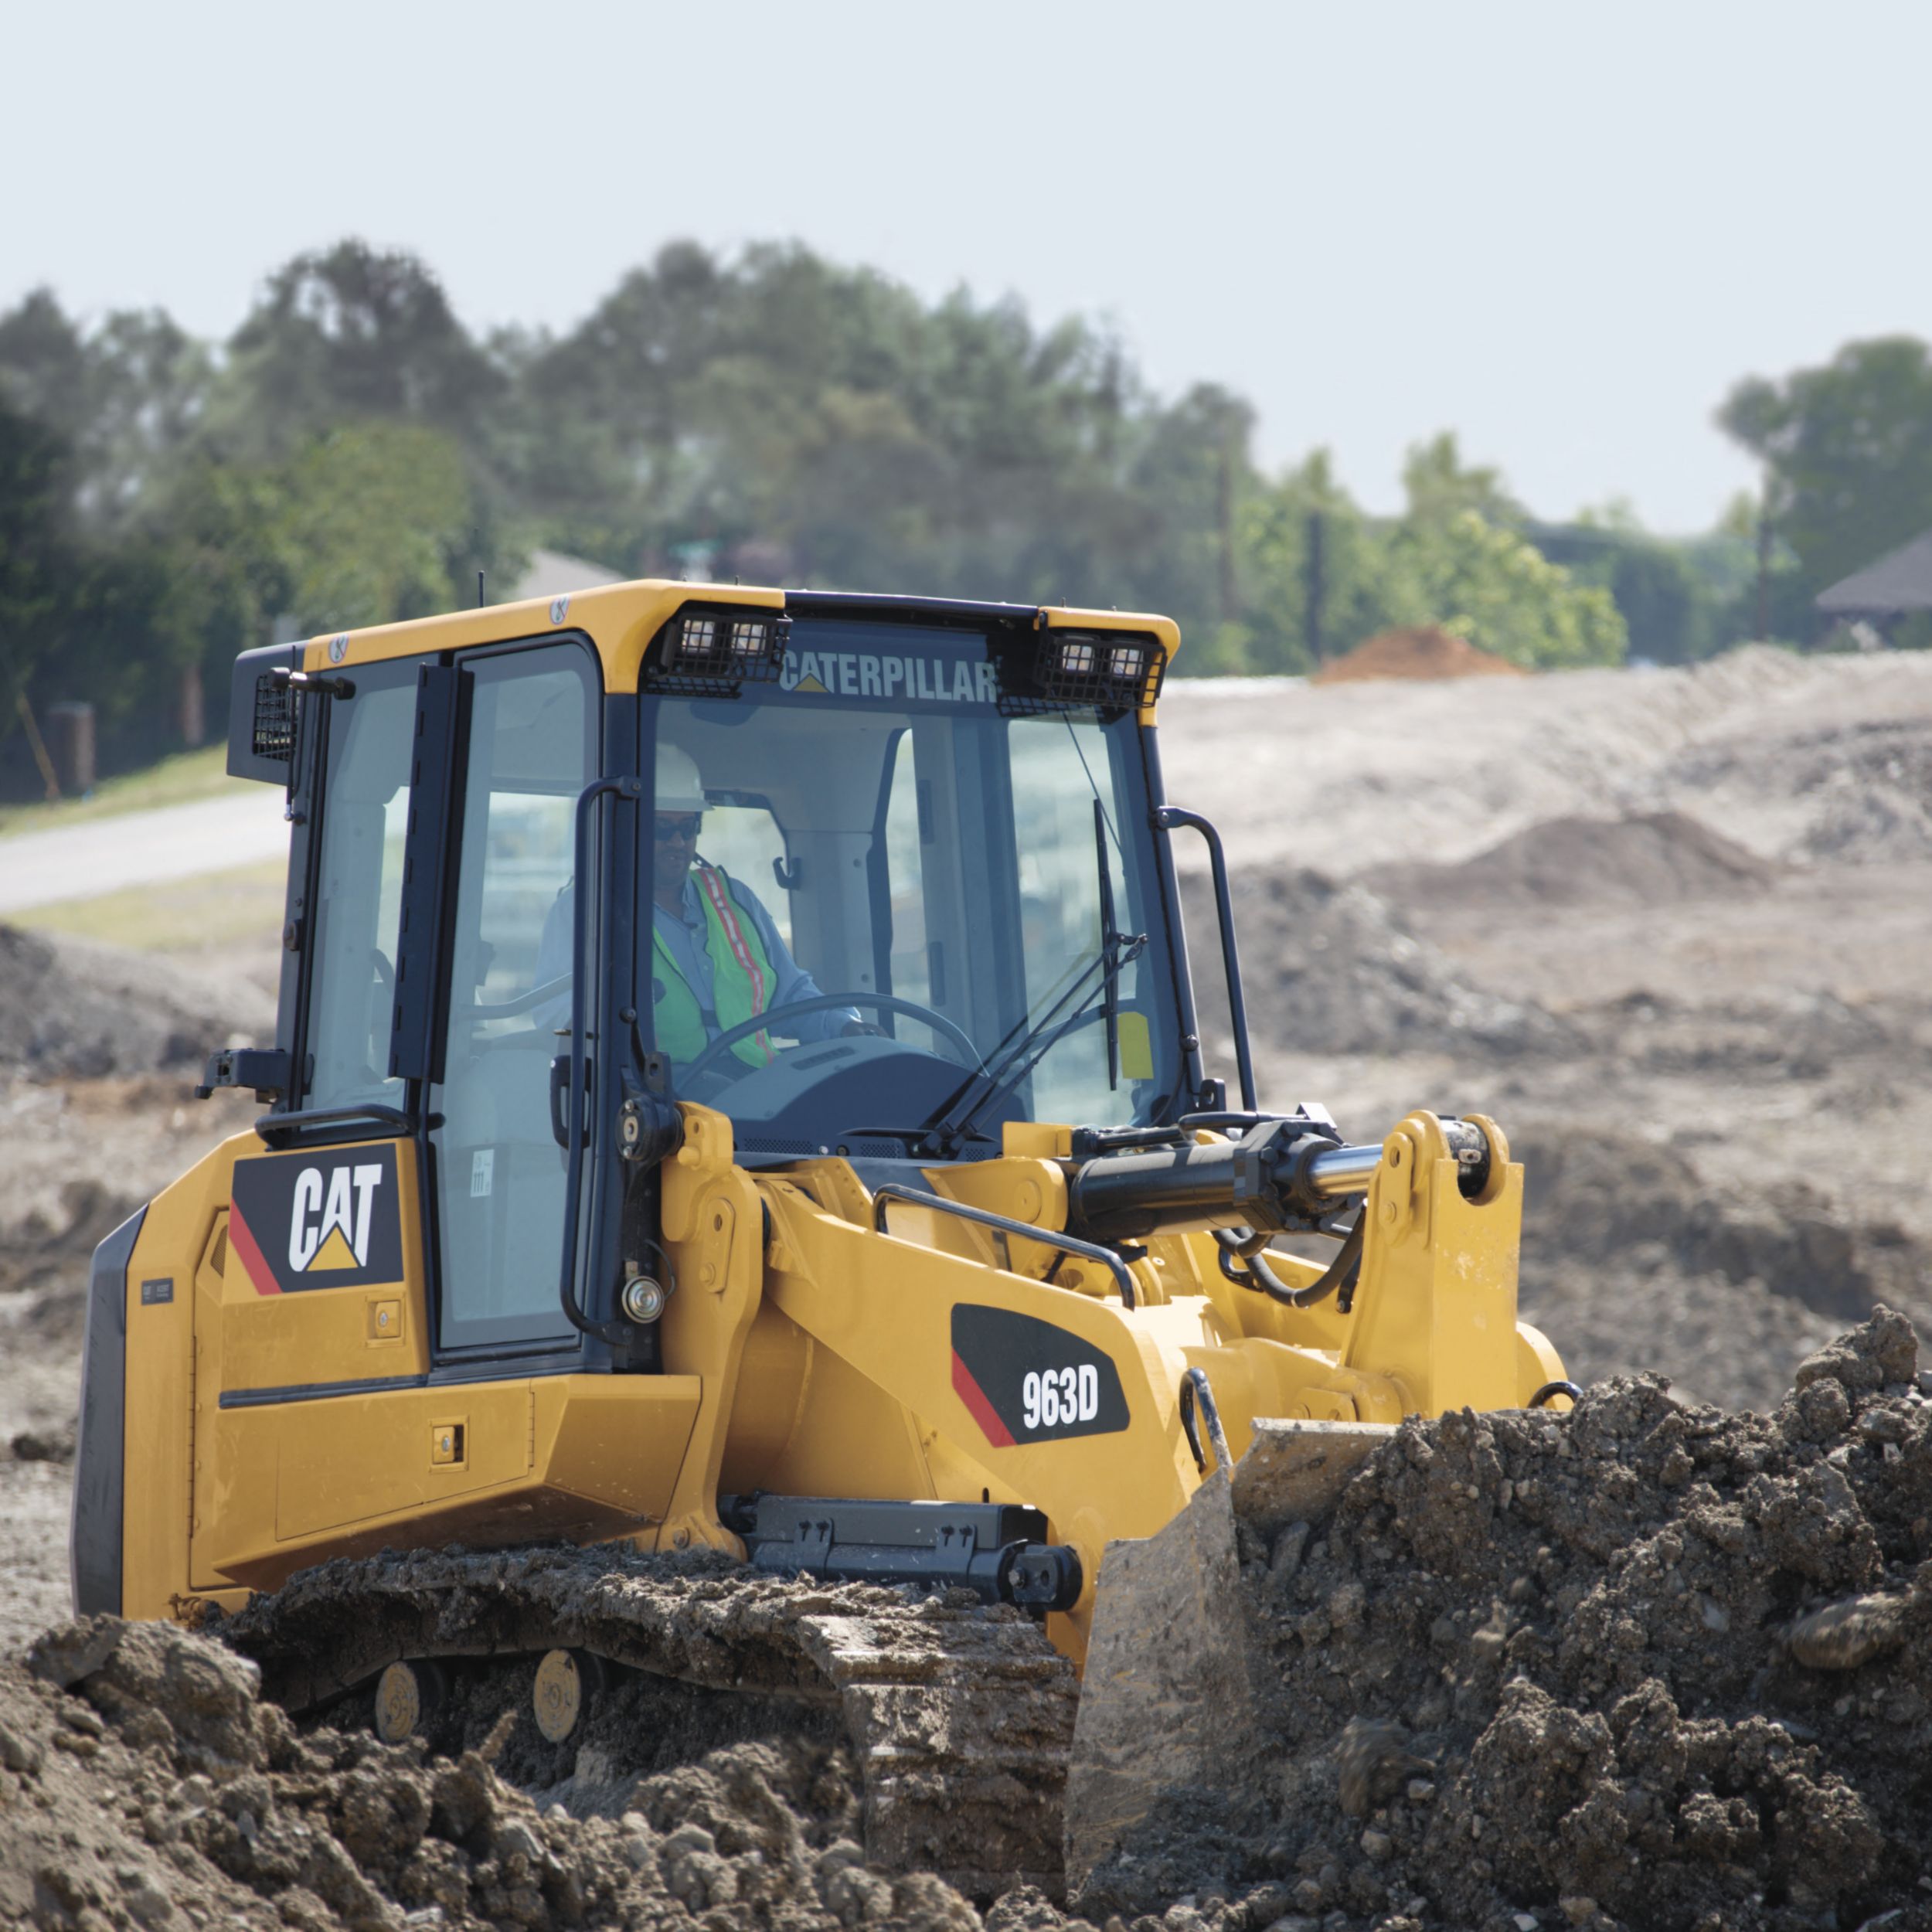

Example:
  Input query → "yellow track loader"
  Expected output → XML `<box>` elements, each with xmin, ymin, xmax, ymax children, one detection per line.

<box><xmin>71</xmin><ymin>581</ymin><xmax>1572</xmax><ymax>1896</ymax></box>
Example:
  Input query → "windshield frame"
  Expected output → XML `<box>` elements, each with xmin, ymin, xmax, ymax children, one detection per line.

<box><xmin>634</xmin><ymin>613</ymin><xmax>1207</xmax><ymax>1154</ymax></box>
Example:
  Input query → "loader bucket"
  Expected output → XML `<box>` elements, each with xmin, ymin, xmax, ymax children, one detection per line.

<box><xmin>1064</xmin><ymin>1420</ymin><xmax>1394</xmax><ymax>1906</ymax></box>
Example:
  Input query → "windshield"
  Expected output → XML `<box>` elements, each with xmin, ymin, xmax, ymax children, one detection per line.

<box><xmin>640</xmin><ymin>619</ymin><xmax>1182</xmax><ymax>1157</ymax></box>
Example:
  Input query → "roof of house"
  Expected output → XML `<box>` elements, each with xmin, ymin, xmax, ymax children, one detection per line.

<box><xmin>1815</xmin><ymin>527</ymin><xmax>1932</xmax><ymax>614</ymax></box>
<box><xmin>505</xmin><ymin>547</ymin><xmax>626</xmax><ymax>604</ymax></box>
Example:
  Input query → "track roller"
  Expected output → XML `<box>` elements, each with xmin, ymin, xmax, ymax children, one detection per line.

<box><xmin>532</xmin><ymin>1648</ymin><xmax>608</xmax><ymax>1743</ymax></box>
<box><xmin>372</xmin><ymin>1658</ymin><xmax>446</xmax><ymax>1743</ymax></box>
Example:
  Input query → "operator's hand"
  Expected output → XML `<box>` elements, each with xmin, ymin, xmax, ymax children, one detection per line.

<box><xmin>842</xmin><ymin>1020</ymin><xmax>887</xmax><ymax>1038</ymax></box>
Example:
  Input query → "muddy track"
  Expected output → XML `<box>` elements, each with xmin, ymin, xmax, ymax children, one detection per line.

<box><xmin>219</xmin><ymin>1542</ymin><xmax>1080</xmax><ymax>1900</ymax></box>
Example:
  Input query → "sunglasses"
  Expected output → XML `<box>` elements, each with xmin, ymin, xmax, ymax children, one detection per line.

<box><xmin>655</xmin><ymin>813</ymin><xmax>703</xmax><ymax>841</ymax></box>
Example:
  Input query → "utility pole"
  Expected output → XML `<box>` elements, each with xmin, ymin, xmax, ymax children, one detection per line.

<box><xmin>1754</xmin><ymin>480</ymin><xmax>1774</xmax><ymax>644</ymax></box>
<box><xmin>1304</xmin><ymin>509</ymin><xmax>1326</xmax><ymax>665</ymax></box>
<box><xmin>1216</xmin><ymin>437</ymin><xmax>1238</xmax><ymax>624</ymax></box>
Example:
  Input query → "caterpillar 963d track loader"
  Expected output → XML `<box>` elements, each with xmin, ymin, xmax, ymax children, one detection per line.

<box><xmin>73</xmin><ymin>581</ymin><xmax>1572</xmax><ymax>1896</ymax></box>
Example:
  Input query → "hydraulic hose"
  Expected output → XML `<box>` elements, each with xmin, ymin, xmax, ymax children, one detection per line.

<box><xmin>1215</xmin><ymin>1217</ymin><xmax>1364</xmax><ymax>1310</ymax></box>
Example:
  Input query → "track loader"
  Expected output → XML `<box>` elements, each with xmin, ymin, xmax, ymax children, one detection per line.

<box><xmin>71</xmin><ymin>581</ymin><xmax>1573</xmax><ymax>1896</ymax></box>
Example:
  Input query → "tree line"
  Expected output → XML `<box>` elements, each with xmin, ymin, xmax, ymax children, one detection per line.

<box><xmin>0</xmin><ymin>239</ymin><xmax>1920</xmax><ymax>789</ymax></box>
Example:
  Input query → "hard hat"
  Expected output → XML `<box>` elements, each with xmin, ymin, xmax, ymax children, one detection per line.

<box><xmin>655</xmin><ymin>743</ymin><xmax>708</xmax><ymax>813</ymax></box>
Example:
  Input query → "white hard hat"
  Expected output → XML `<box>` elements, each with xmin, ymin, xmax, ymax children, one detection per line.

<box><xmin>655</xmin><ymin>743</ymin><xmax>707</xmax><ymax>813</ymax></box>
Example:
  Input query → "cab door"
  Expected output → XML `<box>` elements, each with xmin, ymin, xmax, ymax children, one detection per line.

<box><xmin>423</xmin><ymin>639</ymin><xmax>600</xmax><ymax>1359</ymax></box>
<box><xmin>190</xmin><ymin>634</ymin><xmax>609</xmax><ymax>1591</ymax></box>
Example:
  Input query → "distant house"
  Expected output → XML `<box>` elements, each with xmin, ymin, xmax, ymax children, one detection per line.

<box><xmin>505</xmin><ymin>548</ymin><xmax>626</xmax><ymax>604</ymax></box>
<box><xmin>1815</xmin><ymin>529</ymin><xmax>1932</xmax><ymax>641</ymax></box>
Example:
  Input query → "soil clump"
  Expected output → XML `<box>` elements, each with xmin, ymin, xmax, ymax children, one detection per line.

<box><xmin>1311</xmin><ymin>628</ymin><xmax>1526</xmax><ymax>686</ymax></box>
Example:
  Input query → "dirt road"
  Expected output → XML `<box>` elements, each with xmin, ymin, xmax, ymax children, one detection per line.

<box><xmin>0</xmin><ymin>789</ymin><xmax>290</xmax><ymax>914</ymax></box>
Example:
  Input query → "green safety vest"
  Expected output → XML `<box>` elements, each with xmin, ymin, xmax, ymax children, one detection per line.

<box><xmin>651</xmin><ymin>866</ymin><xmax>779</xmax><ymax>1067</ymax></box>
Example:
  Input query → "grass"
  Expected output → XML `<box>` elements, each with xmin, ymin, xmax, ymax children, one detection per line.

<box><xmin>11</xmin><ymin>860</ymin><xmax>287</xmax><ymax>954</ymax></box>
<box><xmin>0</xmin><ymin>745</ymin><xmax>235</xmax><ymax>838</ymax></box>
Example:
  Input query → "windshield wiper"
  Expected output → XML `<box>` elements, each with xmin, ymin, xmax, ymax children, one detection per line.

<box><xmin>1095</xmin><ymin>797</ymin><xmax>1121</xmax><ymax>1092</ymax></box>
<box><xmin>923</xmin><ymin>926</ymin><xmax>1146</xmax><ymax>1156</ymax></box>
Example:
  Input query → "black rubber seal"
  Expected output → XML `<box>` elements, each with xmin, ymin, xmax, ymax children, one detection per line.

<box><xmin>71</xmin><ymin>1206</ymin><xmax>145</xmax><ymax>1616</ymax></box>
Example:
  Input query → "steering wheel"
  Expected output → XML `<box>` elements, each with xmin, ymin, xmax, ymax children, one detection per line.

<box><xmin>678</xmin><ymin>992</ymin><xmax>983</xmax><ymax>1083</ymax></box>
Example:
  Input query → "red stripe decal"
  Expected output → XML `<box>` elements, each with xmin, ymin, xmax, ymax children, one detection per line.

<box><xmin>227</xmin><ymin>1204</ymin><xmax>282</xmax><ymax>1296</ymax></box>
<box><xmin>696</xmin><ymin>866</ymin><xmax>775</xmax><ymax>1063</ymax></box>
<box><xmin>951</xmin><ymin>1351</ymin><xmax>1014</xmax><ymax>1448</ymax></box>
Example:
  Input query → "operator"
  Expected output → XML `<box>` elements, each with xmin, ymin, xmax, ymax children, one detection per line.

<box><xmin>534</xmin><ymin>745</ymin><xmax>873</xmax><ymax>1066</ymax></box>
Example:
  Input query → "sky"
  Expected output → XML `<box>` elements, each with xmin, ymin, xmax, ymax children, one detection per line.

<box><xmin>5</xmin><ymin>0</ymin><xmax>1927</xmax><ymax>533</ymax></box>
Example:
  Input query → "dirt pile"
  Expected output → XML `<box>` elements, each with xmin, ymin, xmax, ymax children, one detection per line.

<box><xmin>0</xmin><ymin>924</ymin><xmax>272</xmax><ymax>1081</ymax></box>
<box><xmin>1312</xmin><ymin>628</ymin><xmax>1526</xmax><ymax>687</ymax></box>
<box><xmin>1179</xmin><ymin>866</ymin><xmax>1570</xmax><ymax>1065</ymax></box>
<box><xmin>1073</xmin><ymin>1310</ymin><xmax>1932</xmax><ymax>1932</ymax></box>
<box><xmin>1674</xmin><ymin>713</ymin><xmax>1932</xmax><ymax>866</ymax></box>
<box><xmin>1513</xmin><ymin>1124</ymin><xmax>1932</xmax><ymax>1412</ymax></box>
<box><xmin>2</xmin><ymin>1609</ymin><xmax>988</xmax><ymax>1932</ymax></box>
<box><xmin>1366</xmin><ymin>811</ymin><xmax>1775</xmax><ymax>912</ymax></box>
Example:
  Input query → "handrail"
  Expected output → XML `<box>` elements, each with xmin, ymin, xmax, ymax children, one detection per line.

<box><xmin>254</xmin><ymin>1102</ymin><xmax>414</xmax><ymax>1144</ymax></box>
<box><xmin>1155</xmin><ymin>806</ymin><xmax>1257</xmax><ymax>1112</ymax></box>
<box><xmin>870</xmin><ymin>1182</ymin><xmax>1137</xmax><ymax>1310</ymax></box>
<box><xmin>558</xmin><ymin>774</ymin><xmax>641</xmax><ymax>1347</ymax></box>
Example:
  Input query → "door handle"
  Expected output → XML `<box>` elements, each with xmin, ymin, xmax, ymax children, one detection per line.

<box><xmin>549</xmin><ymin>1055</ymin><xmax>591</xmax><ymax>1149</ymax></box>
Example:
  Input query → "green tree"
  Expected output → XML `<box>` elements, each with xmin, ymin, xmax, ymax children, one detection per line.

<box><xmin>1237</xmin><ymin>452</ymin><xmax>1398</xmax><ymax>673</ymax></box>
<box><xmin>217</xmin><ymin>241</ymin><xmax>505</xmax><ymax>460</ymax></box>
<box><xmin>1370</xmin><ymin>437</ymin><xmax>1624</xmax><ymax>667</ymax></box>
<box><xmin>1400</xmin><ymin>431</ymin><xmax>1524</xmax><ymax>529</ymax></box>
<box><xmin>0</xmin><ymin>290</ymin><xmax>212</xmax><ymax>532</ymax></box>
<box><xmin>1533</xmin><ymin>507</ymin><xmax>1724</xmax><ymax>665</ymax></box>
<box><xmin>0</xmin><ymin>396</ymin><xmax>73</xmax><ymax>723</ymax></box>
<box><xmin>1719</xmin><ymin>336</ymin><xmax>1932</xmax><ymax>631</ymax></box>
<box><xmin>1386</xmin><ymin>508</ymin><xmax>1626</xmax><ymax>667</ymax></box>
<box><xmin>275</xmin><ymin>423</ymin><xmax>482</xmax><ymax>631</ymax></box>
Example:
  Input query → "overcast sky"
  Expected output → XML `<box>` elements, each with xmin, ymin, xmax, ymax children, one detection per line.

<box><xmin>5</xmin><ymin>1</ymin><xmax>1926</xmax><ymax>532</ymax></box>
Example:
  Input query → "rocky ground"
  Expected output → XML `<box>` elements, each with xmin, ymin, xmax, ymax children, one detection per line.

<box><xmin>0</xmin><ymin>644</ymin><xmax>1927</xmax><ymax>1927</ymax></box>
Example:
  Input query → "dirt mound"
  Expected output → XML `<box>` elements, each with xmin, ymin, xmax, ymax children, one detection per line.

<box><xmin>1665</xmin><ymin>710</ymin><xmax>1932</xmax><ymax>867</ymax></box>
<box><xmin>1513</xmin><ymin>1124</ymin><xmax>1932</xmax><ymax>1412</ymax></box>
<box><xmin>1367</xmin><ymin>811</ymin><xmax>1775</xmax><ymax>912</ymax></box>
<box><xmin>0</xmin><ymin>924</ymin><xmax>272</xmax><ymax>1080</ymax></box>
<box><xmin>1180</xmin><ymin>866</ymin><xmax>1571</xmax><ymax>1065</ymax></box>
<box><xmin>3</xmin><ymin>1610</ymin><xmax>986</xmax><ymax>1932</ymax></box>
<box><xmin>1312</xmin><ymin>626</ymin><xmax>1526</xmax><ymax>686</ymax></box>
<box><xmin>1518</xmin><ymin>1124</ymin><xmax>1932</xmax><ymax>1333</ymax></box>
<box><xmin>1073</xmin><ymin>1309</ymin><xmax>1932</xmax><ymax>1932</ymax></box>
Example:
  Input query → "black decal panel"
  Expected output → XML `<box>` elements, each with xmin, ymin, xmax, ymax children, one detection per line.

<box><xmin>949</xmin><ymin>1304</ymin><xmax>1129</xmax><ymax>1447</ymax></box>
<box><xmin>229</xmin><ymin>1143</ymin><xmax>404</xmax><ymax>1295</ymax></box>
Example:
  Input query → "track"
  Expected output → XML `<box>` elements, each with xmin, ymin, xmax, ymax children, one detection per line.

<box><xmin>219</xmin><ymin>1542</ymin><xmax>1080</xmax><ymax>1897</ymax></box>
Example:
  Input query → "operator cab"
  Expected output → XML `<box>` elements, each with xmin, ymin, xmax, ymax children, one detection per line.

<box><xmin>221</xmin><ymin>590</ymin><xmax>1210</xmax><ymax>1375</ymax></box>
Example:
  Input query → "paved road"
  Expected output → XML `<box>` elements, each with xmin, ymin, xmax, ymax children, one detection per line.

<box><xmin>0</xmin><ymin>791</ymin><xmax>291</xmax><ymax>914</ymax></box>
